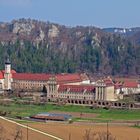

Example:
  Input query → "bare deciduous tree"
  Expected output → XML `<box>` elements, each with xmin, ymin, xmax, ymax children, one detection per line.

<box><xmin>83</xmin><ymin>129</ymin><xmax>92</xmax><ymax>140</ymax></box>
<box><xmin>83</xmin><ymin>129</ymin><xmax>116</xmax><ymax>140</ymax></box>
<box><xmin>13</xmin><ymin>126</ymin><xmax>23</xmax><ymax>140</ymax></box>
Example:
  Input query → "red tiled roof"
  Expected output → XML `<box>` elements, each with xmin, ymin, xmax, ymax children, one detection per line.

<box><xmin>58</xmin><ymin>84</ymin><xmax>95</xmax><ymax>93</ymax></box>
<box><xmin>56</xmin><ymin>73</ymin><xmax>82</xmax><ymax>84</ymax></box>
<box><xmin>12</xmin><ymin>73</ymin><xmax>83</xmax><ymax>83</ymax></box>
<box><xmin>10</xmin><ymin>72</ymin><xmax>84</xmax><ymax>84</ymax></box>
<box><xmin>13</xmin><ymin>73</ymin><xmax>52</xmax><ymax>81</ymax></box>
<box><xmin>0</xmin><ymin>71</ymin><xmax>4</xmax><ymax>79</ymax></box>
<box><xmin>123</xmin><ymin>81</ymin><xmax>138</xmax><ymax>88</ymax></box>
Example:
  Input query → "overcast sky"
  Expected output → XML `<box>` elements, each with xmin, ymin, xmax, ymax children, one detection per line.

<box><xmin>0</xmin><ymin>0</ymin><xmax>140</xmax><ymax>28</ymax></box>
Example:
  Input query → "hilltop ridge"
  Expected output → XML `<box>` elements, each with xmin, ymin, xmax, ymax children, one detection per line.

<box><xmin>0</xmin><ymin>18</ymin><xmax>140</xmax><ymax>76</ymax></box>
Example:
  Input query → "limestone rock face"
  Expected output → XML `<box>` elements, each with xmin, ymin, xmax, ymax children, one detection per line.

<box><xmin>39</xmin><ymin>29</ymin><xmax>45</xmax><ymax>40</ymax></box>
<box><xmin>48</xmin><ymin>25</ymin><xmax>59</xmax><ymax>38</ymax></box>
<box><xmin>35</xmin><ymin>28</ymin><xmax>45</xmax><ymax>47</ymax></box>
<box><xmin>36</xmin><ymin>28</ymin><xmax>45</xmax><ymax>41</ymax></box>
<box><xmin>12</xmin><ymin>22</ymin><xmax>35</xmax><ymax>35</ymax></box>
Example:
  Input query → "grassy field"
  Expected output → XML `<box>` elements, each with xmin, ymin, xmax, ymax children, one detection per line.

<box><xmin>0</xmin><ymin>103</ymin><xmax>140</xmax><ymax>121</ymax></box>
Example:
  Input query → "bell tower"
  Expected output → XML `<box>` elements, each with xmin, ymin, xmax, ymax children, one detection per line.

<box><xmin>4</xmin><ymin>58</ymin><xmax>12</xmax><ymax>90</ymax></box>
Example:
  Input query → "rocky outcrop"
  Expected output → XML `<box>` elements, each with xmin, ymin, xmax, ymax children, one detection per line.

<box><xmin>12</xmin><ymin>21</ymin><xmax>35</xmax><ymax>35</ymax></box>
<box><xmin>48</xmin><ymin>25</ymin><xmax>59</xmax><ymax>38</ymax></box>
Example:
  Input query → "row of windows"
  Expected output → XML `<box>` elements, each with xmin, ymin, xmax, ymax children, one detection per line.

<box><xmin>58</xmin><ymin>95</ymin><xmax>92</xmax><ymax>100</ymax></box>
<box><xmin>13</xmin><ymin>81</ymin><xmax>46</xmax><ymax>86</ymax></box>
<box><xmin>16</xmin><ymin>86</ymin><xmax>42</xmax><ymax>90</ymax></box>
<box><xmin>15</xmin><ymin>83</ymin><xmax>43</xmax><ymax>87</ymax></box>
<box><xmin>60</xmin><ymin>93</ymin><xmax>93</xmax><ymax>97</ymax></box>
<box><xmin>14</xmin><ymin>80</ymin><xmax>46</xmax><ymax>83</ymax></box>
<box><xmin>60</xmin><ymin>92</ymin><xmax>94</xmax><ymax>95</ymax></box>
<box><xmin>47</xmin><ymin>94</ymin><xmax>94</xmax><ymax>100</ymax></box>
<box><xmin>16</xmin><ymin>85</ymin><xmax>42</xmax><ymax>89</ymax></box>
<box><xmin>25</xmin><ymin>81</ymin><xmax>46</xmax><ymax>83</ymax></box>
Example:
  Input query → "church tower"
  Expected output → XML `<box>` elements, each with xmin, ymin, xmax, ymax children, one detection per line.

<box><xmin>4</xmin><ymin>58</ymin><xmax>12</xmax><ymax>90</ymax></box>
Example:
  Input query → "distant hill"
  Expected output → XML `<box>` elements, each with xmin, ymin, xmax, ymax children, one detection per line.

<box><xmin>0</xmin><ymin>18</ymin><xmax>140</xmax><ymax>76</ymax></box>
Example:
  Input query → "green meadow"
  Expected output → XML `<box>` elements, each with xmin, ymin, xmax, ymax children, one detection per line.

<box><xmin>0</xmin><ymin>103</ymin><xmax>140</xmax><ymax>121</ymax></box>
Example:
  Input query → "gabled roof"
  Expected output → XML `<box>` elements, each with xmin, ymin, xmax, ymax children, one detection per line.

<box><xmin>58</xmin><ymin>84</ymin><xmax>95</xmax><ymax>93</ymax></box>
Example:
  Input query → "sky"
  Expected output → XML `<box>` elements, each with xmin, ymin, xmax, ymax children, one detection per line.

<box><xmin>0</xmin><ymin>0</ymin><xmax>140</xmax><ymax>28</ymax></box>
